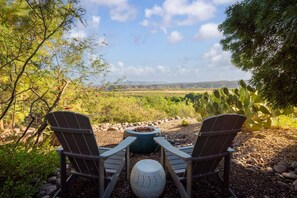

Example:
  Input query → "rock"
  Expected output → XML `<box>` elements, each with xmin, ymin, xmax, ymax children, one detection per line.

<box><xmin>56</xmin><ymin>178</ymin><xmax>61</xmax><ymax>186</ymax></box>
<box><xmin>107</xmin><ymin>127</ymin><xmax>118</xmax><ymax>131</ymax></box>
<box><xmin>27</xmin><ymin>127</ymin><xmax>35</xmax><ymax>133</ymax></box>
<box><xmin>246</xmin><ymin>167</ymin><xmax>257</xmax><ymax>172</ymax></box>
<box><xmin>13</xmin><ymin>128</ymin><xmax>21</xmax><ymax>134</ymax></box>
<box><xmin>282</xmin><ymin>171</ymin><xmax>297</xmax><ymax>180</ymax></box>
<box><xmin>45</xmin><ymin>185</ymin><xmax>57</xmax><ymax>195</ymax></box>
<box><xmin>47</xmin><ymin>176</ymin><xmax>56</xmax><ymax>184</ymax></box>
<box><xmin>273</xmin><ymin>164</ymin><xmax>287</xmax><ymax>173</ymax></box>
<box><xmin>38</xmin><ymin>190</ymin><xmax>46</xmax><ymax>196</ymax></box>
<box><xmin>41</xmin><ymin>183</ymin><xmax>57</xmax><ymax>195</ymax></box>
<box><xmin>232</xmin><ymin>159</ymin><xmax>245</xmax><ymax>167</ymax></box>
<box><xmin>175</xmin><ymin>116</ymin><xmax>181</xmax><ymax>120</ymax></box>
<box><xmin>265</xmin><ymin>167</ymin><xmax>274</xmax><ymax>173</ymax></box>
<box><xmin>277</xmin><ymin>161</ymin><xmax>288</xmax><ymax>167</ymax></box>
<box><xmin>292</xmin><ymin>179</ymin><xmax>297</xmax><ymax>186</ymax></box>
<box><xmin>277</xmin><ymin>181</ymin><xmax>290</xmax><ymax>189</ymax></box>
<box><xmin>275</xmin><ymin>173</ymin><xmax>284</xmax><ymax>178</ymax></box>
<box><xmin>290</xmin><ymin>161</ymin><xmax>297</xmax><ymax>169</ymax></box>
<box><xmin>41</xmin><ymin>195</ymin><xmax>50</xmax><ymax>198</ymax></box>
<box><xmin>20</xmin><ymin>125</ymin><xmax>26</xmax><ymax>132</ymax></box>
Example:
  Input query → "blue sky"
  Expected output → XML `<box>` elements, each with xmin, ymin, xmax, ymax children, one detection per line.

<box><xmin>69</xmin><ymin>0</ymin><xmax>250</xmax><ymax>83</ymax></box>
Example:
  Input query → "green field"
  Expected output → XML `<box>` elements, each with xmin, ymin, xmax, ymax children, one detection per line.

<box><xmin>106</xmin><ymin>88</ymin><xmax>213</xmax><ymax>97</ymax></box>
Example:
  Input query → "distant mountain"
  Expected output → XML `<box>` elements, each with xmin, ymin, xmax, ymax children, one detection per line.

<box><xmin>120</xmin><ymin>81</ymin><xmax>166</xmax><ymax>85</ymax></box>
<box><xmin>115</xmin><ymin>80</ymin><xmax>247</xmax><ymax>90</ymax></box>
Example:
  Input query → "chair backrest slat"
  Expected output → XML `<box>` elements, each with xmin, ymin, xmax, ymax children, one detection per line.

<box><xmin>46</xmin><ymin>111</ymin><xmax>103</xmax><ymax>177</ymax></box>
<box><xmin>191</xmin><ymin>114</ymin><xmax>246</xmax><ymax>176</ymax></box>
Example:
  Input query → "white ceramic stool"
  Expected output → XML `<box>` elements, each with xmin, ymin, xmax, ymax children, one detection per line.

<box><xmin>130</xmin><ymin>159</ymin><xmax>166</xmax><ymax>198</ymax></box>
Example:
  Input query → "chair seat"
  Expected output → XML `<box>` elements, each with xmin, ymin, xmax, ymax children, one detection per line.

<box><xmin>166</xmin><ymin>146</ymin><xmax>193</xmax><ymax>175</ymax></box>
<box><xmin>99</xmin><ymin>147</ymin><xmax>125</xmax><ymax>174</ymax></box>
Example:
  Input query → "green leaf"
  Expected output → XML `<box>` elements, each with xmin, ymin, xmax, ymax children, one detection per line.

<box><xmin>259</xmin><ymin>105</ymin><xmax>271</xmax><ymax>115</ymax></box>
<box><xmin>244</xmin><ymin>98</ymin><xmax>250</xmax><ymax>107</ymax></box>
<box><xmin>250</xmin><ymin>123</ymin><xmax>262</xmax><ymax>131</ymax></box>
<box><xmin>252</xmin><ymin>105</ymin><xmax>258</xmax><ymax>112</ymax></box>
<box><xmin>236</xmin><ymin>101</ymin><xmax>243</xmax><ymax>109</ymax></box>
<box><xmin>213</xmin><ymin>102</ymin><xmax>219</xmax><ymax>110</ymax></box>
<box><xmin>247</xmin><ymin>85</ymin><xmax>256</xmax><ymax>92</ymax></box>
<box><xmin>213</xmin><ymin>90</ymin><xmax>220</xmax><ymax>98</ymax></box>
<box><xmin>239</xmin><ymin>80</ymin><xmax>247</xmax><ymax>88</ymax></box>
<box><xmin>223</xmin><ymin>87</ymin><xmax>229</xmax><ymax>95</ymax></box>
<box><xmin>234</xmin><ymin>88</ymin><xmax>240</xmax><ymax>96</ymax></box>
<box><xmin>281</xmin><ymin>107</ymin><xmax>294</xmax><ymax>115</ymax></box>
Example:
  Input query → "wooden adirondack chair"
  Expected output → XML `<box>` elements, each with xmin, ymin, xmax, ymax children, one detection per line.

<box><xmin>46</xmin><ymin>111</ymin><xmax>136</xmax><ymax>198</ymax></box>
<box><xmin>154</xmin><ymin>114</ymin><xmax>246</xmax><ymax>198</ymax></box>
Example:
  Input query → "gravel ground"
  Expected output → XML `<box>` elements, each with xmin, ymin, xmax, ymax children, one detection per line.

<box><xmin>65</xmin><ymin>118</ymin><xmax>297</xmax><ymax>198</ymax></box>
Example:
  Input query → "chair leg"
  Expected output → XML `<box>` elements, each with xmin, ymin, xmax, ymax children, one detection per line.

<box><xmin>125</xmin><ymin>147</ymin><xmax>130</xmax><ymax>180</ymax></box>
<box><xmin>224</xmin><ymin>152</ymin><xmax>237</xmax><ymax>197</ymax></box>
<box><xmin>160</xmin><ymin>147</ymin><xmax>165</xmax><ymax>167</ymax></box>
<box><xmin>60</xmin><ymin>152</ymin><xmax>67</xmax><ymax>197</ymax></box>
<box><xmin>224</xmin><ymin>153</ymin><xmax>230</xmax><ymax>188</ymax></box>
<box><xmin>186</xmin><ymin>161</ymin><xmax>192</xmax><ymax>198</ymax></box>
<box><xmin>99</xmin><ymin>158</ymin><xmax>105</xmax><ymax>198</ymax></box>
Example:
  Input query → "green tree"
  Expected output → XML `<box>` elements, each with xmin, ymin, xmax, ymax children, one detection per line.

<box><xmin>0</xmin><ymin>0</ymin><xmax>84</xmax><ymax>121</ymax></box>
<box><xmin>219</xmin><ymin>0</ymin><xmax>297</xmax><ymax>108</ymax></box>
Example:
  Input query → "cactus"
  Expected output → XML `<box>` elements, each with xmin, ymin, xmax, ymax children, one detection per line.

<box><xmin>193</xmin><ymin>80</ymin><xmax>294</xmax><ymax>130</ymax></box>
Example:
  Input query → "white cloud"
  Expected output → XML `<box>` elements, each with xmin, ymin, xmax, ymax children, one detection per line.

<box><xmin>110</xmin><ymin>5</ymin><xmax>137</xmax><ymax>22</ymax></box>
<box><xmin>195</xmin><ymin>23</ymin><xmax>222</xmax><ymax>40</ymax></box>
<box><xmin>107</xmin><ymin>61</ymin><xmax>203</xmax><ymax>82</ymax></box>
<box><xmin>91</xmin><ymin>0</ymin><xmax>136</xmax><ymax>22</ymax></box>
<box><xmin>156</xmin><ymin>65</ymin><xmax>171</xmax><ymax>73</ymax></box>
<box><xmin>68</xmin><ymin>30</ymin><xmax>87</xmax><ymax>39</ymax></box>
<box><xmin>90</xmin><ymin>15</ymin><xmax>101</xmax><ymax>28</ymax></box>
<box><xmin>212</xmin><ymin>0</ymin><xmax>237</xmax><ymax>5</ymax></box>
<box><xmin>168</xmin><ymin>31</ymin><xmax>183</xmax><ymax>43</ymax></box>
<box><xmin>117</xmin><ymin>61</ymin><xmax>124</xmax><ymax>67</ymax></box>
<box><xmin>140</xmin><ymin>19</ymin><xmax>149</xmax><ymax>27</ymax></box>
<box><xmin>145</xmin><ymin>5</ymin><xmax>163</xmax><ymax>18</ymax></box>
<box><xmin>203</xmin><ymin>43</ymin><xmax>231</xmax><ymax>68</ymax></box>
<box><xmin>143</xmin><ymin>0</ymin><xmax>216</xmax><ymax>32</ymax></box>
<box><xmin>92</xmin><ymin>15</ymin><xmax>101</xmax><ymax>25</ymax></box>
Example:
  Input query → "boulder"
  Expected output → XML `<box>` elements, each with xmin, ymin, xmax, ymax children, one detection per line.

<box><xmin>273</xmin><ymin>164</ymin><xmax>287</xmax><ymax>173</ymax></box>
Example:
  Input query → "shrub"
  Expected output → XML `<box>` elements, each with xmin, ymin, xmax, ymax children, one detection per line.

<box><xmin>0</xmin><ymin>144</ymin><xmax>59</xmax><ymax>197</ymax></box>
<box><xmin>181</xmin><ymin>119</ymin><xmax>189</xmax><ymax>127</ymax></box>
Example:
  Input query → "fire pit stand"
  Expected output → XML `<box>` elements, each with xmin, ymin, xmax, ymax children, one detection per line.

<box><xmin>123</xmin><ymin>126</ymin><xmax>161</xmax><ymax>154</ymax></box>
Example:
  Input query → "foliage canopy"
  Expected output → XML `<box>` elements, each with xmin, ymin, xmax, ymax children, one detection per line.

<box><xmin>219</xmin><ymin>0</ymin><xmax>297</xmax><ymax>108</ymax></box>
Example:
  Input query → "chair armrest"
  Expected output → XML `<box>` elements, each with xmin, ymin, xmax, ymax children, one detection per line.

<box><xmin>100</xmin><ymin>137</ymin><xmax>136</xmax><ymax>159</ymax></box>
<box><xmin>154</xmin><ymin>137</ymin><xmax>191</xmax><ymax>161</ymax></box>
